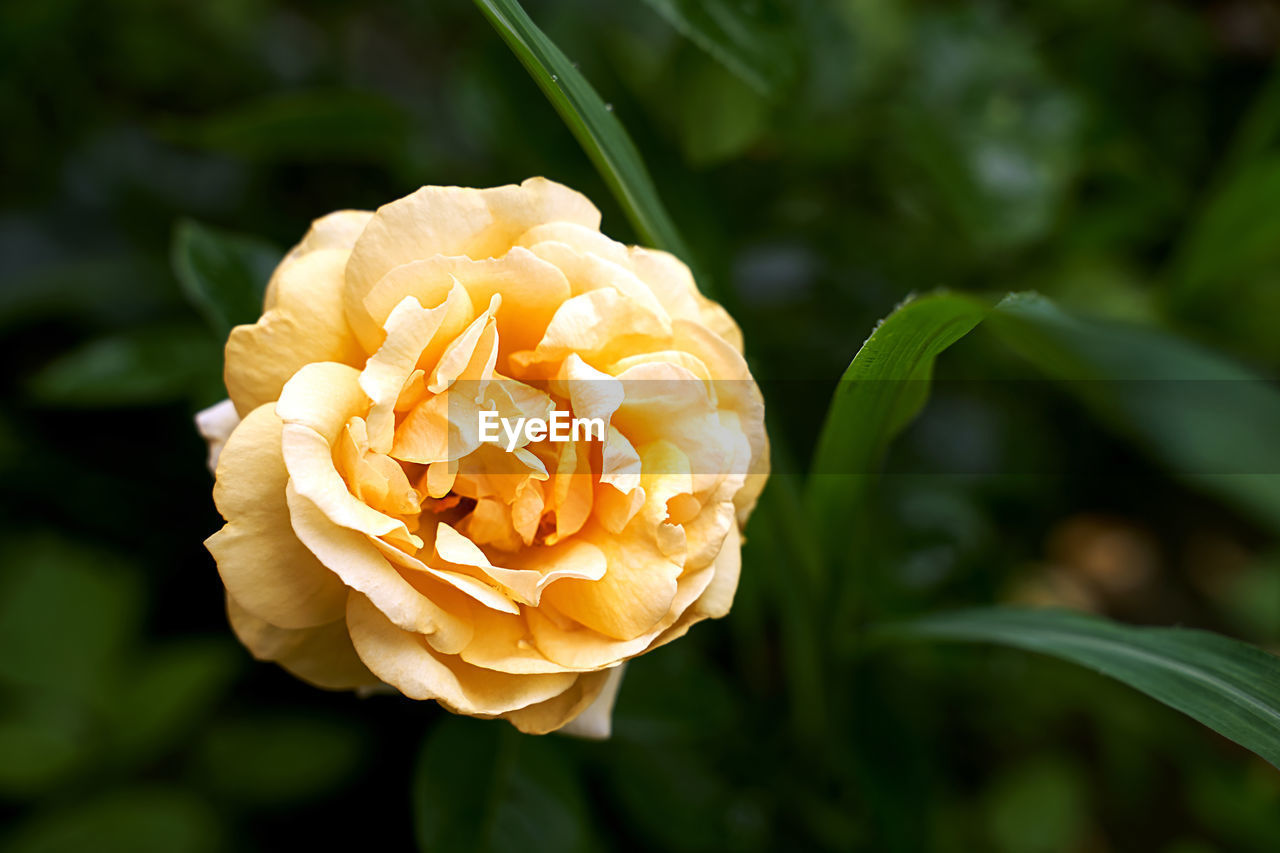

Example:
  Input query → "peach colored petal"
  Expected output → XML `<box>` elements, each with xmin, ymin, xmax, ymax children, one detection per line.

<box><xmin>361</xmin><ymin>250</ymin><xmax>571</xmax><ymax>360</ymax></box>
<box><xmin>344</xmin><ymin>179</ymin><xmax>598</xmax><ymax>349</ymax></box>
<box><xmin>226</xmin><ymin>593</ymin><xmax>377</xmax><ymax>690</ymax></box>
<box><xmin>539</xmin><ymin>523</ymin><xmax>681</xmax><ymax>641</ymax></box>
<box><xmin>207</xmin><ymin>404</ymin><xmax>346</xmax><ymax>629</ymax></box>
<box><xmin>526</xmin><ymin>557</ymin><xmax>716</xmax><ymax>670</ymax></box>
<box><xmin>524</xmin><ymin>239</ymin><xmax>667</xmax><ymax>317</ymax></box>
<box><xmin>226</xmin><ymin>249</ymin><xmax>364</xmax><ymax>416</ymax></box>
<box><xmin>346</xmin><ymin>592</ymin><xmax>578</xmax><ymax>715</ymax></box>
<box><xmin>507</xmin><ymin>666</ymin><xmax>621</xmax><ymax>736</ymax></box>
<box><xmin>435</xmin><ymin>521</ymin><xmax>606</xmax><ymax>606</ymax></box>
<box><xmin>629</xmin><ymin>246</ymin><xmax>744</xmax><ymax>352</ymax></box>
<box><xmin>370</xmin><ymin>537</ymin><xmax>521</xmax><ymax>615</ymax></box>
<box><xmin>286</xmin><ymin>483</ymin><xmax>473</xmax><ymax>654</ymax></box>
<box><xmin>360</xmin><ymin>286</ymin><xmax>470</xmax><ymax>452</ymax></box>
<box><xmin>557</xmin><ymin>664</ymin><xmax>625</xmax><ymax>739</ymax></box>
<box><xmin>264</xmin><ymin>210</ymin><xmax>372</xmax><ymax>311</ymax></box>
<box><xmin>514</xmin><ymin>288</ymin><xmax>671</xmax><ymax>372</ymax></box>
<box><xmin>691</xmin><ymin>523</ymin><xmax>741</xmax><ymax>619</ymax></box>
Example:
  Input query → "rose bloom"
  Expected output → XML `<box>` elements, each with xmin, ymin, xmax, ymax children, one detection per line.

<box><xmin>197</xmin><ymin>179</ymin><xmax>768</xmax><ymax>736</ymax></box>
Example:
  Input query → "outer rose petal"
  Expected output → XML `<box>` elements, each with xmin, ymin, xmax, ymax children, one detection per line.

<box><xmin>226</xmin><ymin>249</ymin><xmax>365</xmax><ymax>416</ymax></box>
<box><xmin>226</xmin><ymin>594</ymin><xmax>377</xmax><ymax>690</ymax></box>
<box><xmin>207</xmin><ymin>404</ymin><xmax>347</xmax><ymax>629</ymax></box>
<box><xmin>195</xmin><ymin>398</ymin><xmax>240</xmax><ymax>472</ymax></box>
<box><xmin>346</xmin><ymin>592</ymin><xmax>578</xmax><ymax>716</ymax></box>
<box><xmin>506</xmin><ymin>664</ymin><xmax>625</xmax><ymax>737</ymax></box>
<box><xmin>264</xmin><ymin>210</ymin><xmax>373</xmax><ymax>310</ymax></box>
<box><xmin>557</xmin><ymin>664</ymin><xmax>626</xmax><ymax>739</ymax></box>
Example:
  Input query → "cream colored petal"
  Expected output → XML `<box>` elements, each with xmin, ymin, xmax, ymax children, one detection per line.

<box><xmin>457</xmin><ymin>608</ymin><xmax>571</xmax><ymax>675</ymax></box>
<box><xmin>436</xmin><ymin>522</ymin><xmax>606</xmax><ymax>607</ymax></box>
<box><xmin>628</xmin><ymin>247</ymin><xmax>744</xmax><ymax>352</ymax></box>
<box><xmin>515</xmin><ymin>288</ymin><xmax>671</xmax><ymax>371</ymax></box>
<box><xmin>525</xmin><ymin>240</ymin><xmax>667</xmax><ymax>317</ymax></box>
<box><xmin>344</xmin><ymin>179</ymin><xmax>598</xmax><ymax>349</ymax></box>
<box><xmin>346</xmin><ymin>592</ymin><xmax>578</xmax><ymax>716</ymax></box>
<box><xmin>360</xmin><ymin>249</ymin><xmax>571</xmax><ymax>358</ymax></box>
<box><xmin>276</xmin><ymin>360</ymin><xmax>369</xmax><ymax>440</ymax></box>
<box><xmin>195</xmin><ymin>398</ymin><xmax>240</xmax><ymax>473</ymax></box>
<box><xmin>207</xmin><ymin>404</ymin><xmax>347</xmax><ymax>629</ymax></box>
<box><xmin>276</xmin><ymin>362</ymin><xmax>417</xmax><ymax>542</ymax></box>
<box><xmin>507</xmin><ymin>666</ymin><xmax>622</xmax><ymax>736</ymax></box>
<box><xmin>360</xmin><ymin>286</ymin><xmax>469</xmax><ymax>452</ymax></box>
<box><xmin>672</xmin><ymin>318</ymin><xmax>768</xmax><ymax>506</ymax></box>
<box><xmin>557</xmin><ymin>664</ymin><xmax>625</xmax><ymax>739</ymax></box>
<box><xmin>264</xmin><ymin>210</ymin><xmax>372</xmax><ymax>310</ymax></box>
<box><xmin>538</xmin><ymin>523</ymin><xmax>682</xmax><ymax>641</ymax></box>
<box><xmin>286</xmin><ymin>484</ymin><xmax>473</xmax><ymax>654</ymax></box>
<box><xmin>515</xmin><ymin>221</ymin><xmax>629</xmax><ymax>264</ymax></box>
<box><xmin>614</xmin><ymin>361</ymin><xmax>748</xmax><ymax>497</ymax></box>
<box><xmin>370</xmin><ymin>535</ymin><xmax>521</xmax><ymax>616</ymax></box>
<box><xmin>526</xmin><ymin>558</ymin><xmax>716</xmax><ymax>670</ymax></box>
<box><xmin>226</xmin><ymin>593</ymin><xmax>377</xmax><ymax>690</ymax></box>
<box><xmin>226</xmin><ymin>249</ymin><xmax>365</xmax><ymax>416</ymax></box>
<box><xmin>692</xmin><ymin>522</ymin><xmax>741</xmax><ymax>619</ymax></box>
<box><xmin>283</xmin><ymin>422</ymin><xmax>411</xmax><ymax>541</ymax></box>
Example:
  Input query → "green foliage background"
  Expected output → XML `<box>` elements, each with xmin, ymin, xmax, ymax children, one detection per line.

<box><xmin>3</xmin><ymin>0</ymin><xmax>1280</xmax><ymax>849</ymax></box>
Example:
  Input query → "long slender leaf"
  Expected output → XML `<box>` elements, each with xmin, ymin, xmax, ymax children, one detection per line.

<box><xmin>875</xmin><ymin>607</ymin><xmax>1280</xmax><ymax>769</ymax></box>
<box><xmin>805</xmin><ymin>291</ymin><xmax>992</xmax><ymax>544</ymax></box>
<box><xmin>990</xmin><ymin>293</ymin><xmax>1280</xmax><ymax>531</ymax></box>
<box><xmin>806</xmin><ymin>290</ymin><xmax>1280</xmax><ymax>555</ymax></box>
<box><xmin>640</xmin><ymin>0</ymin><xmax>799</xmax><ymax>97</ymax></box>
<box><xmin>473</xmin><ymin>0</ymin><xmax>695</xmax><ymax>271</ymax></box>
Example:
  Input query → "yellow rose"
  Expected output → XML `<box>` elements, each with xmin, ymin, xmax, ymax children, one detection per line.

<box><xmin>197</xmin><ymin>178</ymin><xmax>768</xmax><ymax>736</ymax></box>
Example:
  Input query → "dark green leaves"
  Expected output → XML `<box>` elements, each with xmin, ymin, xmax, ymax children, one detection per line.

<box><xmin>172</xmin><ymin>219</ymin><xmax>280</xmax><ymax>338</ymax></box>
<box><xmin>473</xmin><ymin>0</ymin><xmax>694</xmax><ymax>269</ymax></box>
<box><xmin>877</xmin><ymin>607</ymin><xmax>1280</xmax><ymax>769</ymax></box>
<box><xmin>413</xmin><ymin>718</ymin><xmax>594</xmax><ymax>853</ymax></box>
<box><xmin>991</xmin><ymin>294</ymin><xmax>1280</xmax><ymax>531</ymax></box>
<box><xmin>28</xmin><ymin>325</ymin><xmax>222</xmax><ymax>408</ymax></box>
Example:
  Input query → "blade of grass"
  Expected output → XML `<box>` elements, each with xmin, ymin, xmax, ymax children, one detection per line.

<box><xmin>875</xmin><ymin>607</ymin><xmax>1280</xmax><ymax>770</ymax></box>
<box><xmin>473</xmin><ymin>0</ymin><xmax>697</xmax><ymax>277</ymax></box>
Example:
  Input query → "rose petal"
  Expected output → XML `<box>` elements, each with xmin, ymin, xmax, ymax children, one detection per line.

<box><xmin>226</xmin><ymin>593</ymin><xmax>377</xmax><ymax>690</ymax></box>
<box><xmin>207</xmin><ymin>404</ymin><xmax>347</xmax><ymax>629</ymax></box>
<box><xmin>346</xmin><ymin>592</ymin><xmax>578</xmax><ymax>715</ymax></box>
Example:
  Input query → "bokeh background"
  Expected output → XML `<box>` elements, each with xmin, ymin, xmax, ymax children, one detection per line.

<box><xmin>3</xmin><ymin>0</ymin><xmax>1280</xmax><ymax>850</ymax></box>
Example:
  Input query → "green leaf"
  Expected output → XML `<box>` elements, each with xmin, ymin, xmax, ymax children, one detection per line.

<box><xmin>27</xmin><ymin>325</ymin><xmax>222</xmax><ymax>408</ymax></box>
<box><xmin>413</xmin><ymin>717</ymin><xmax>594</xmax><ymax>853</ymax></box>
<box><xmin>172</xmin><ymin>219</ymin><xmax>280</xmax><ymax>337</ymax></box>
<box><xmin>807</xmin><ymin>291</ymin><xmax>1280</xmax><ymax>555</ymax></box>
<box><xmin>640</xmin><ymin>0</ymin><xmax>800</xmax><ymax>97</ymax></box>
<box><xmin>990</xmin><ymin>293</ymin><xmax>1280</xmax><ymax>532</ymax></box>
<box><xmin>1172</xmin><ymin>155</ymin><xmax>1280</xmax><ymax>298</ymax></box>
<box><xmin>875</xmin><ymin>607</ymin><xmax>1280</xmax><ymax>770</ymax></box>
<box><xmin>472</xmin><ymin>0</ymin><xmax>696</xmax><ymax>275</ymax></box>
<box><xmin>805</xmin><ymin>291</ymin><xmax>992</xmax><ymax>544</ymax></box>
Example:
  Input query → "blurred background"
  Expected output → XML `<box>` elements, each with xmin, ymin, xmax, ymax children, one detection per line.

<box><xmin>3</xmin><ymin>0</ymin><xmax>1280</xmax><ymax>850</ymax></box>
